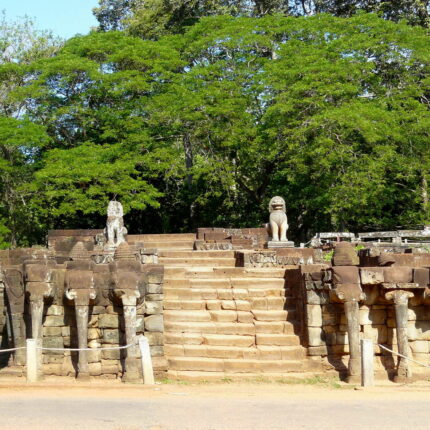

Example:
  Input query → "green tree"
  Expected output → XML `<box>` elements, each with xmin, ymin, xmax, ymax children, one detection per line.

<box><xmin>0</xmin><ymin>14</ymin><xmax>60</xmax><ymax>247</ymax></box>
<box><xmin>24</xmin><ymin>31</ymin><xmax>185</xmax><ymax>231</ymax></box>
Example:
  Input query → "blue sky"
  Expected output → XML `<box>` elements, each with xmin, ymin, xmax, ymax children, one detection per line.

<box><xmin>1</xmin><ymin>0</ymin><xmax>99</xmax><ymax>39</ymax></box>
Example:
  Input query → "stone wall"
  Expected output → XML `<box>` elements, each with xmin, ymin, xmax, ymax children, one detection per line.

<box><xmin>293</xmin><ymin>260</ymin><xmax>430</xmax><ymax>380</ymax></box>
<box><xmin>0</xmin><ymin>248</ymin><xmax>166</xmax><ymax>379</ymax></box>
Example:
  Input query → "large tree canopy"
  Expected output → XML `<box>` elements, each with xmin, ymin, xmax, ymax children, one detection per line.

<box><xmin>93</xmin><ymin>0</ymin><xmax>430</xmax><ymax>36</ymax></box>
<box><xmin>1</xmin><ymin>12</ymin><xmax>430</xmax><ymax>246</ymax></box>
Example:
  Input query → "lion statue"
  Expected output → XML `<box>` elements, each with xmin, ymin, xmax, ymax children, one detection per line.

<box><xmin>105</xmin><ymin>201</ymin><xmax>128</xmax><ymax>246</ymax></box>
<box><xmin>267</xmin><ymin>196</ymin><xmax>289</xmax><ymax>242</ymax></box>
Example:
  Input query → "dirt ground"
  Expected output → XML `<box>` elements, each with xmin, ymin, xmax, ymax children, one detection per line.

<box><xmin>0</xmin><ymin>376</ymin><xmax>429</xmax><ymax>430</ymax></box>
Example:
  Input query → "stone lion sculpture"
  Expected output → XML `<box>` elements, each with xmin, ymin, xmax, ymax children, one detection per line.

<box><xmin>268</xmin><ymin>196</ymin><xmax>289</xmax><ymax>242</ymax></box>
<box><xmin>105</xmin><ymin>201</ymin><xmax>127</xmax><ymax>246</ymax></box>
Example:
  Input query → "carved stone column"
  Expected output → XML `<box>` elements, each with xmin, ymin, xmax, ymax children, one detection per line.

<box><xmin>2</xmin><ymin>266</ymin><xmax>26</xmax><ymax>366</ymax></box>
<box><xmin>330</xmin><ymin>242</ymin><xmax>363</xmax><ymax>383</ymax></box>
<box><xmin>385</xmin><ymin>290</ymin><xmax>414</xmax><ymax>382</ymax></box>
<box><xmin>65</xmin><ymin>242</ymin><xmax>96</xmax><ymax>380</ymax></box>
<box><xmin>110</xmin><ymin>242</ymin><xmax>146</xmax><ymax>382</ymax></box>
<box><xmin>331</xmin><ymin>282</ymin><xmax>364</xmax><ymax>383</ymax></box>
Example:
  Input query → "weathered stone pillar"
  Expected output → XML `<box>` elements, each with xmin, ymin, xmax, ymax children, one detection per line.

<box><xmin>330</xmin><ymin>242</ymin><xmax>363</xmax><ymax>383</ymax></box>
<box><xmin>122</xmin><ymin>293</ymin><xmax>141</xmax><ymax>382</ymax></box>
<box><xmin>25</xmin><ymin>255</ymin><xmax>56</xmax><ymax>380</ymax></box>
<box><xmin>110</xmin><ymin>242</ymin><xmax>146</xmax><ymax>383</ymax></box>
<box><xmin>65</xmin><ymin>242</ymin><xmax>96</xmax><ymax>380</ymax></box>
<box><xmin>385</xmin><ymin>290</ymin><xmax>413</xmax><ymax>382</ymax></box>
<box><xmin>344</xmin><ymin>300</ymin><xmax>361</xmax><ymax>382</ymax></box>
<box><xmin>2</xmin><ymin>266</ymin><xmax>26</xmax><ymax>365</ymax></box>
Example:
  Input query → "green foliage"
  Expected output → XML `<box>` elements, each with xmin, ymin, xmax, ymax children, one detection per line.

<box><xmin>1</xmin><ymin>12</ymin><xmax>430</xmax><ymax>245</ymax></box>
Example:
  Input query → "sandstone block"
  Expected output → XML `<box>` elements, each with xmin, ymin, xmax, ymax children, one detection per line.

<box><xmin>43</xmin><ymin>315</ymin><xmax>65</xmax><ymax>327</ymax></box>
<box><xmin>46</xmin><ymin>305</ymin><xmax>64</xmax><ymax>316</ymax></box>
<box><xmin>88</xmin><ymin>349</ymin><xmax>101</xmax><ymax>363</ymax></box>
<box><xmin>224</xmin><ymin>359</ymin><xmax>259</xmax><ymax>373</ymax></box>
<box><xmin>359</xmin><ymin>309</ymin><xmax>386</xmax><ymax>325</ymax></box>
<box><xmin>217</xmin><ymin>289</ymin><xmax>233</xmax><ymax>300</ymax></box>
<box><xmin>145</xmin><ymin>315</ymin><xmax>164</xmax><ymax>332</ymax></box>
<box><xmin>232</xmin><ymin>289</ymin><xmax>248</xmax><ymax>300</ymax></box>
<box><xmin>235</xmin><ymin>300</ymin><xmax>251</xmax><ymax>312</ymax></box>
<box><xmin>203</xmin><ymin>334</ymin><xmax>254</xmax><ymax>347</ymax></box>
<box><xmin>383</xmin><ymin>267</ymin><xmax>413</xmax><ymax>283</ymax></box>
<box><xmin>237</xmin><ymin>311</ymin><xmax>253</xmax><ymax>323</ymax></box>
<box><xmin>267</xmin><ymin>297</ymin><xmax>286</xmax><ymax>310</ymax></box>
<box><xmin>206</xmin><ymin>300</ymin><xmax>222</xmax><ymax>310</ymax></box>
<box><xmin>256</xmin><ymin>334</ymin><xmax>299</xmax><ymax>346</ymax></box>
<box><xmin>254</xmin><ymin>321</ymin><xmax>284</xmax><ymax>334</ymax></box>
<box><xmin>251</xmin><ymin>297</ymin><xmax>267</xmax><ymax>310</ymax></box>
<box><xmin>248</xmin><ymin>288</ymin><xmax>267</xmax><ymax>297</ymax></box>
<box><xmin>205</xmin><ymin>346</ymin><xmax>244</xmax><ymax>359</ymax></box>
<box><xmin>410</xmin><ymin>340</ymin><xmax>429</xmax><ymax>353</ymax></box>
<box><xmin>144</xmin><ymin>331</ymin><xmax>164</xmax><ymax>346</ymax></box>
<box><xmin>91</xmin><ymin>306</ymin><xmax>106</xmax><ymax>315</ymax></box>
<box><xmin>360</xmin><ymin>268</ymin><xmax>384</xmax><ymax>285</ymax></box>
<box><xmin>306</xmin><ymin>290</ymin><xmax>329</xmax><ymax>305</ymax></box>
<box><xmin>43</xmin><ymin>326</ymin><xmax>62</xmax><ymax>337</ymax></box>
<box><xmin>164</xmin><ymin>300</ymin><xmax>181</xmax><ymax>310</ymax></box>
<box><xmin>216</xmin><ymin>323</ymin><xmax>255</xmax><ymax>336</ymax></box>
<box><xmin>89</xmin><ymin>362</ymin><xmax>102</xmax><ymax>376</ymax></box>
<box><xmin>101</xmin><ymin>364</ymin><xmax>119</xmax><ymax>374</ymax></box>
<box><xmin>145</xmin><ymin>301</ymin><xmax>163</xmax><ymax>314</ymax></box>
<box><xmin>168</xmin><ymin>357</ymin><xmax>224</xmax><ymax>372</ymax></box>
<box><xmin>98</xmin><ymin>314</ymin><xmax>119</xmax><ymax>329</ymax></box>
<box><xmin>259</xmin><ymin>360</ymin><xmax>302</xmax><ymax>373</ymax></box>
<box><xmin>251</xmin><ymin>310</ymin><xmax>288</xmax><ymax>321</ymax></box>
<box><xmin>306</xmin><ymin>305</ymin><xmax>322</xmax><ymax>327</ymax></box>
<box><xmin>164</xmin><ymin>321</ymin><xmax>216</xmax><ymax>333</ymax></box>
<box><xmin>165</xmin><ymin>310</ymin><xmax>211</xmax><ymax>322</ymax></box>
<box><xmin>147</xmin><ymin>283</ymin><xmax>163</xmax><ymax>294</ymax></box>
<box><xmin>136</xmin><ymin>315</ymin><xmax>145</xmax><ymax>333</ymax></box>
<box><xmin>307</xmin><ymin>345</ymin><xmax>328</xmax><ymax>356</ymax></box>
<box><xmin>88</xmin><ymin>315</ymin><xmax>98</xmax><ymax>328</ymax></box>
<box><xmin>102</xmin><ymin>347</ymin><xmax>121</xmax><ymax>360</ymax></box>
<box><xmin>150</xmin><ymin>346</ymin><xmax>164</xmax><ymax>357</ymax></box>
<box><xmin>88</xmin><ymin>328</ymin><xmax>102</xmax><ymax>340</ymax></box>
<box><xmin>210</xmin><ymin>311</ymin><xmax>237</xmax><ymax>322</ymax></box>
<box><xmin>103</xmin><ymin>329</ymin><xmax>121</xmax><ymax>344</ymax></box>
<box><xmin>221</xmin><ymin>300</ymin><xmax>236</xmax><ymax>310</ymax></box>
<box><xmin>42</xmin><ymin>337</ymin><xmax>64</xmax><ymax>355</ymax></box>
<box><xmin>183</xmin><ymin>333</ymin><xmax>204</xmax><ymax>344</ymax></box>
<box><xmin>164</xmin><ymin>344</ymin><xmax>184</xmax><ymax>356</ymax></box>
<box><xmin>280</xmin><ymin>346</ymin><xmax>305</xmax><ymax>360</ymax></box>
<box><xmin>307</xmin><ymin>327</ymin><xmax>325</xmax><ymax>347</ymax></box>
<box><xmin>362</xmin><ymin>324</ymin><xmax>387</xmax><ymax>344</ymax></box>
<box><xmin>146</xmin><ymin>294</ymin><xmax>164</xmax><ymax>301</ymax></box>
<box><xmin>257</xmin><ymin>345</ymin><xmax>281</xmax><ymax>360</ymax></box>
<box><xmin>88</xmin><ymin>340</ymin><xmax>101</xmax><ymax>348</ymax></box>
<box><xmin>164</xmin><ymin>332</ymin><xmax>182</xmax><ymax>344</ymax></box>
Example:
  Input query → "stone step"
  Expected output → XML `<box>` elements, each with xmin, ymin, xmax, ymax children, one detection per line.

<box><xmin>164</xmin><ymin>278</ymin><xmax>232</xmax><ymax>288</ymax></box>
<box><xmin>163</xmin><ymin>298</ymin><xmax>297</xmax><ymax>311</ymax></box>
<box><xmin>128</xmin><ymin>233</ymin><xmax>197</xmax><ymax>242</ymax></box>
<box><xmin>165</xmin><ymin>344</ymin><xmax>306</xmax><ymax>360</ymax></box>
<box><xmin>141</xmin><ymin>241</ymin><xmax>195</xmax><ymax>250</ymax></box>
<box><xmin>164</xmin><ymin>309</ymin><xmax>296</xmax><ymax>324</ymax></box>
<box><xmin>159</xmin><ymin>250</ymin><xmax>235</xmax><ymax>258</ymax></box>
<box><xmin>167</xmin><ymin>357</ymin><xmax>304</xmax><ymax>373</ymax></box>
<box><xmin>164</xmin><ymin>287</ymin><xmax>289</xmax><ymax>300</ymax></box>
<box><xmin>159</xmin><ymin>257</ymin><xmax>236</xmax><ymax>267</ymax></box>
<box><xmin>185</xmin><ymin>267</ymin><xmax>287</xmax><ymax>278</ymax></box>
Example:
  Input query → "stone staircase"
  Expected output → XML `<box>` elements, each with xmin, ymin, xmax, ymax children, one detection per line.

<box><xmin>127</xmin><ymin>233</ymin><xmax>196</xmax><ymax>251</ymax></box>
<box><xmin>160</xmin><ymin>249</ymin><xmax>319</xmax><ymax>380</ymax></box>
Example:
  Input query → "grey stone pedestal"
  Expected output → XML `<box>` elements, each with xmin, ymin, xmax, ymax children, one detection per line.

<box><xmin>267</xmin><ymin>241</ymin><xmax>295</xmax><ymax>248</ymax></box>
